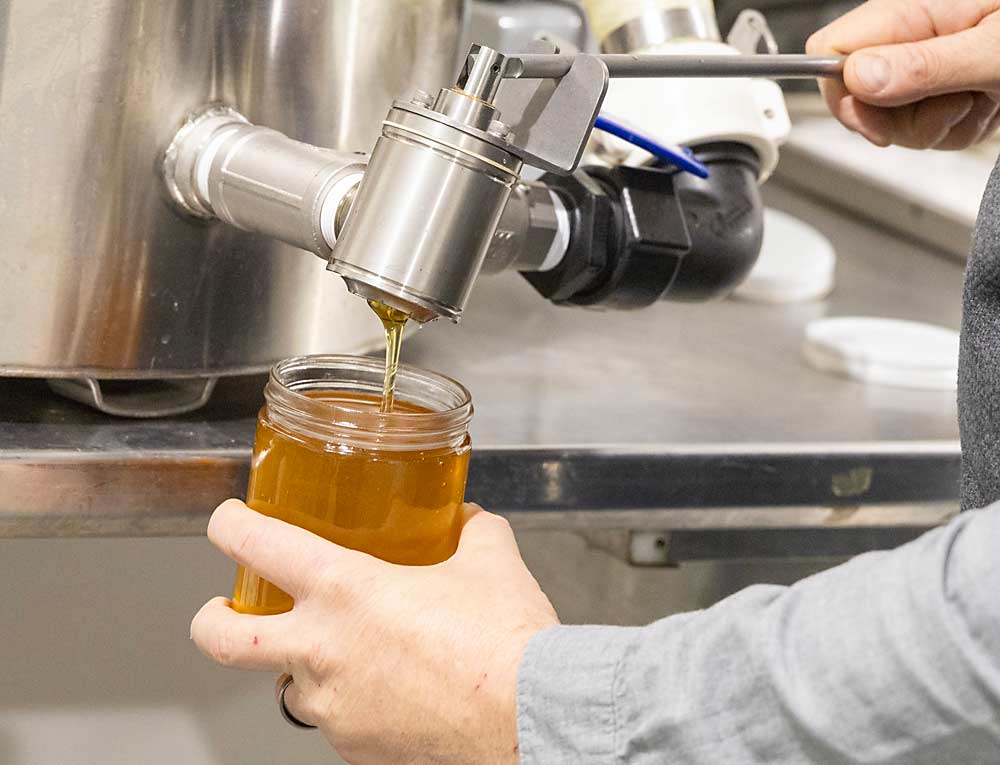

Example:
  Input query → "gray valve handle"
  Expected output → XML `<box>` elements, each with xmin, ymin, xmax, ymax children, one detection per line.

<box><xmin>460</xmin><ymin>41</ymin><xmax>844</xmax><ymax>174</ymax></box>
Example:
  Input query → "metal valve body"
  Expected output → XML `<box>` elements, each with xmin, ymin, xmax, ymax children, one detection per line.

<box><xmin>328</xmin><ymin>90</ymin><xmax>523</xmax><ymax>322</ymax></box>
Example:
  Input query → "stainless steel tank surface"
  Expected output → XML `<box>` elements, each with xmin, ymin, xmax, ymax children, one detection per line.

<box><xmin>0</xmin><ymin>0</ymin><xmax>466</xmax><ymax>414</ymax></box>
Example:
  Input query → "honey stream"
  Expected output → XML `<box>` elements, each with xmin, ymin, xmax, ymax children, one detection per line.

<box><xmin>368</xmin><ymin>300</ymin><xmax>409</xmax><ymax>413</ymax></box>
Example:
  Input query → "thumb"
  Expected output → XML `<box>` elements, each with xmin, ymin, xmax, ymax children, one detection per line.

<box><xmin>453</xmin><ymin>504</ymin><xmax>521</xmax><ymax>559</ymax></box>
<box><xmin>846</xmin><ymin>25</ymin><xmax>1000</xmax><ymax>107</ymax></box>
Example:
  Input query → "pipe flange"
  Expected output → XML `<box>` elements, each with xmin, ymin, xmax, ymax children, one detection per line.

<box><xmin>162</xmin><ymin>105</ymin><xmax>249</xmax><ymax>218</ymax></box>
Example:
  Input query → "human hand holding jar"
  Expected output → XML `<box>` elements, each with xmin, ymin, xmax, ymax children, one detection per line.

<box><xmin>230</xmin><ymin>355</ymin><xmax>475</xmax><ymax>615</ymax></box>
<box><xmin>190</xmin><ymin>355</ymin><xmax>559</xmax><ymax>762</ymax></box>
<box><xmin>191</xmin><ymin>500</ymin><xmax>558</xmax><ymax>763</ymax></box>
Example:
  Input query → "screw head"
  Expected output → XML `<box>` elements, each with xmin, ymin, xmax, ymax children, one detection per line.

<box><xmin>487</xmin><ymin>119</ymin><xmax>512</xmax><ymax>141</ymax></box>
<box><xmin>410</xmin><ymin>89</ymin><xmax>435</xmax><ymax>108</ymax></box>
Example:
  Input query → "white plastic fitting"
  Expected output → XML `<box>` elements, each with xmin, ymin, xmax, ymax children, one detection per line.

<box><xmin>590</xmin><ymin>38</ymin><xmax>792</xmax><ymax>180</ymax></box>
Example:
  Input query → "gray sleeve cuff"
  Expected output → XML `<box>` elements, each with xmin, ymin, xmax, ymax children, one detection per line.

<box><xmin>516</xmin><ymin>624</ymin><xmax>641</xmax><ymax>764</ymax></box>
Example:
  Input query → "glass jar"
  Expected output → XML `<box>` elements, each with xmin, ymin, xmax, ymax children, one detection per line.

<box><xmin>232</xmin><ymin>355</ymin><xmax>473</xmax><ymax>615</ymax></box>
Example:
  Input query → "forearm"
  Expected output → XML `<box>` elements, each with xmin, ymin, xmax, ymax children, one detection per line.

<box><xmin>518</xmin><ymin>504</ymin><xmax>1000</xmax><ymax>763</ymax></box>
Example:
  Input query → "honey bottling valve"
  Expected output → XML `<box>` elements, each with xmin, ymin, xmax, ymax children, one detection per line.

<box><xmin>326</xmin><ymin>43</ymin><xmax>845</xmax><ymax>323</ymax></box>
<box><xmin>163</xmin><ymin>41</ymin><xmax>844</xmax><ymax>325</ymax></box>
<box><xmin>326</xmin><ymin>50</ymin><xmax>526</xmax><ymax>323</ymax></box>
<box><xmin>161</xmin><ymin>98</ymin><xmax>559</xmax><ymax>322</ymax></box>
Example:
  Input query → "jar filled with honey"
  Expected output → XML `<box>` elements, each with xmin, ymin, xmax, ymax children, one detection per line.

<box><xmin>232</xmin><ymin>354</ymin><xmax>473</xmax><ymax>615</ymax></box>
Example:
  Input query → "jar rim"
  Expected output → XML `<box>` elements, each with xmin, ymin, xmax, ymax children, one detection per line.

<box><xmin>265</xmin><ymin>354</ymin><xmax>472</xmax><ymax>449</ymax></box>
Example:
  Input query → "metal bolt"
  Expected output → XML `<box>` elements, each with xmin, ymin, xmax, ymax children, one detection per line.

<box><xmin>410</xmin><ymin>89</ymin><xmax>435</xmax><ymax>108</ymax></box>
<box><xmin>487</xmin><ymin>120</ymin><xmax>512</xmax><ymax>141</ymax></box>
<box><xmin>628</xmin><ymin>531</ymin><xmax>674</xmax><ymax>567</ymax></box>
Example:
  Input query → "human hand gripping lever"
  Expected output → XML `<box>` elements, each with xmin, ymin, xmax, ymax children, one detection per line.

<box><xmin>807</xmin><ymin>0</ymin><xmax>1000</xmax><ymax>149</ymax></box>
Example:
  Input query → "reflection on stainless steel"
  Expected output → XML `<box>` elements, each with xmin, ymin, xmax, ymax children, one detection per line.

<box><xmin>220</xmin><ymin>0</ymin><xmax>467</xmax><ymax>156</ymax></box>
<box><xmin>0</xmin><ymin>0</ymin><xmax>465</xmax><ymax>378</ymax></box>
<box><xmin>464</xmin><ymin>0</ymin><xmax>589</xmax><ymax>56</ymax></box>
<box><xmin>601</xmin><ymin>6</ymin><xmax>722</xmax><ymax>52</ymax></box>
<box><xmin>0</xmin><ymin>184</ymin><xmax>965</xmax><ymax>546</ymax></box>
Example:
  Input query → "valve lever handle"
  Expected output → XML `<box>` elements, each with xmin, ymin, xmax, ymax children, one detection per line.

<box><xmin>502</xmin><ymin>53</ymin><xmax>845</xmax><ymax>80</ymax></box>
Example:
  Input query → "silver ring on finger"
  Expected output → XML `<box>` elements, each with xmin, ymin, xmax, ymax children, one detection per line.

<box><xmin>277</xmin><ymin>674</ymin><xmax>318</xmax><ymax>730</ymax></box>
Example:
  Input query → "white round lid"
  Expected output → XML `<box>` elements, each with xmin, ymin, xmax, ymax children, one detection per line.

<box><xmin>802</xmin><ymin>317</ymin><xmax>959</xmax><ymax>390</ymax></box>
<box><xmin>733</xmin><ymin>207</ymin><xmax>836</xmax><ymax>304</ymax></box>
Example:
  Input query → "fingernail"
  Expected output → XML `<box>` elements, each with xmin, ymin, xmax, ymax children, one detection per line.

<box><xmin>854</xmin><ymin>54</ymin><xmax>891</xmax><ymax>93</ymax></box>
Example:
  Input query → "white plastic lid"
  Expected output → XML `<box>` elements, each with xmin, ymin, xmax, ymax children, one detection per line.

<box><xmin>733</xmin><ymin>207</ymin><xmax>836</xmax><ymax>304</ymax></box>
<box><xmin>802</xmin><ymin>317</ymin><xmax>959</xmax><ymax>390</ymax></box>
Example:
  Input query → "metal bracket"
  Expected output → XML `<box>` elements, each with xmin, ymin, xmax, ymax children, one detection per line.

<box><xmin>726</xmin><ymin>10</ymin><xmax>779</xmax><ymax>56</ymax></box>
<box><xmin>47</xmin><ymin>377</ymin><xmax>218</xmax><ymax>417</ymax></box>
<box><xmin>493</xmin><ymin>40</ymin><xmax>609</xmax><ymax>175</ymax></box>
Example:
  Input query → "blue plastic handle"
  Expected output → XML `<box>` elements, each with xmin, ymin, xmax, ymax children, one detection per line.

<box><xmin>593</xmin><ymin>114</ymin><xmax>710</xmax><ymax>179</ymax></box>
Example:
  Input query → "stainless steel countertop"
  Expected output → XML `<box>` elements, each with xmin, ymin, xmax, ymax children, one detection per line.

<box><xmin>0</xmin><ymin>182</ymin><xmax>965</xmax><ymax>538</ymax></box>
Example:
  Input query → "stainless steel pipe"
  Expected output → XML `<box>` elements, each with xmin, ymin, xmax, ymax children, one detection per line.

<box><xmin>165</xmin><ymin>107</ymin><xmax>367</xmax><ymax>259</ymax></box>
<box><xmin>480</xmin><ymin>183</ymin><xmax>568</xmax><ymax>275</ymax></box>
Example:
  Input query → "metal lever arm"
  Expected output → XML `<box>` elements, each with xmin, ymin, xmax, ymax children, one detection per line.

<box><xmin>489</xmin><ymin>47</ymin><xmax>843</xmax><ymax>174</ymax></box>
<box><xmin>503</xmin><ymin>53</ymin><xmax>845</xmax><ymax>80</ymax></box>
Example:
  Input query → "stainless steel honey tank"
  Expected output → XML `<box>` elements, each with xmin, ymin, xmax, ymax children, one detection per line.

<box><xmin>0</xmin><ymin>0</ymin><xmax>465</xmax><ymax>413</ymax></box>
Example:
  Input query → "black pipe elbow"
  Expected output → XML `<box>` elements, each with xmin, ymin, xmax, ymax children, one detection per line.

<box><xmin>523</xmin><ymin>142</ymin><xmax>763</xmax><ymax>309</ymax></box>
<box><xmin>667</xmin><ymin>143</ymin><xmax>763</xmax><ymax>301</ymax></box>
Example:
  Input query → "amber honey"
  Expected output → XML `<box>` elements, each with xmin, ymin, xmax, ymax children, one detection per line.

<box><xmin>369</xmin><ymin>300</ymin><xmax>409</xmax><ymax>413</ymax></box>
<box><xmin>232</xmin><ymin>383</ymin><xmax>471</xmax><ymax>616</ymax></box>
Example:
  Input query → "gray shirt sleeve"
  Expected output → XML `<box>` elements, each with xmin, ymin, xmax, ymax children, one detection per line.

<box><xmin>516</xmin><ymin>503</ymin><xmax>1000</xmax><ymax>764</ymax></box>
